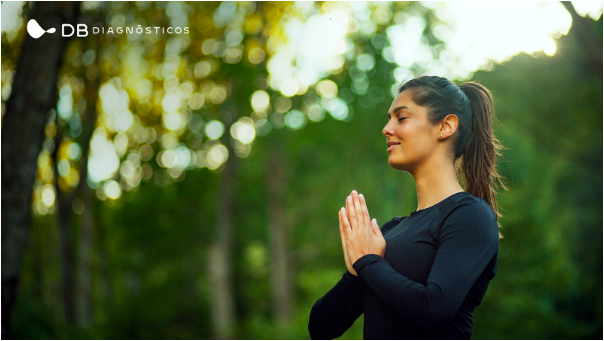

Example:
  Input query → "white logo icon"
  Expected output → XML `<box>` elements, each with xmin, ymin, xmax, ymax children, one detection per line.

<box><xmin>27</xmin><ymin>19</ymin><xmax>56</xmax><ymax>39</ymax></box>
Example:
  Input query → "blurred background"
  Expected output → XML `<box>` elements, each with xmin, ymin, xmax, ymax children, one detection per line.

<box><xmin>1</xmin><ymin>1</ymin><xmax>602</xmax><ymax>339</ymax></box>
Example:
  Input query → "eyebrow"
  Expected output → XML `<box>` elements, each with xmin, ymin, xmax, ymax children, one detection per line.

<box><xmin>387</xmin><ymin>106</ymin><xmax>412</xmax><ymax>119</ymax></box>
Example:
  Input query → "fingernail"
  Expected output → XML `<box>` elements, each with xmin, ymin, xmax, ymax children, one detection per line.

<box><xmin>359</xmin><ymin>194</ymin><xmax>364</xmax><ymax>200</ymax></box>
<box><xmin>352</xmin><ymin>190</ymin><xmax>357</xmax><ymax>195</ymax></box>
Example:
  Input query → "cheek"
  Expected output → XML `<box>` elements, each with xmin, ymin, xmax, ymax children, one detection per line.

<box><xmin>396</xmin><ymin>125</ymin><xmax>420</xmax><ymax>146</ymax></box>
<box><xmin>396</xmin><ymin>125</ymin><xmax>432</xmax><ymax>153</ymax></box>
<box><xmin>395</xmin><ymin>124</ymin><xmax>412</xmax><ymax>138</ymax></box>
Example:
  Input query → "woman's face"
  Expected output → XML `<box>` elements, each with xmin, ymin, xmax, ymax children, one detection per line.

<box><xmin>382</xmin><ymin>90</ymin><xmax>440</xmax><ymax>172</ymax></box>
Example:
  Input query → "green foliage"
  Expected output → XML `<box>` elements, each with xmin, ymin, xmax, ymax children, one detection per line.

<box><xmin>469</xmin><ymin>15</ymin><xmax>603</xmax><ymax>340</ymax></box>
<box><xmin>5</xmin><ymin>2</ymin><xmax>602</xmax><ymax>340</ymax></box>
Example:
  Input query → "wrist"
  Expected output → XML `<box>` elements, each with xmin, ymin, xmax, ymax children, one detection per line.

<box><xmin>343</xmin><ymin>270</ymin><xmax>363</xmax><ymax>285</ymax></box>
<box><xmin>352</xmin><ymin>254</ymin><xmax>383</xmax><ymax>276</ymax></box>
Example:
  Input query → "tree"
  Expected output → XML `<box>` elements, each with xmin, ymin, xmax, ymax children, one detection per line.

<box><xmin>1</xmin><ymin>2</ymin><xmax>80</xmax><ymax>337</ymax></box>
<box><xmin>469</xmin><ymin>9</ymin><xmax>602</xmax><ymax>339</ymax></box>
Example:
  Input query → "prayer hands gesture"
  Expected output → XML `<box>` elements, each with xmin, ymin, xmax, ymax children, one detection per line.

<box><xmin>338</xmin><ymin>190</ymin><xmax>386</xmax><ymax>276</ymax></box>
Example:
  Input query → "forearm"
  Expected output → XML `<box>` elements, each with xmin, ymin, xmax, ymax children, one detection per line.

<box><xmin>352</xmin><ymin>203</ymin><xmax>500</xmax><ymax>328</ymax></box>
<box><xmin>308</xmin><ymin>271</ymin><xmax>365</xmax><ymax>339</ymax></box>
<box><xmin>353</xmin><ymin>255</ymin><xmax>457</xmax><ymax>327</ymax></box>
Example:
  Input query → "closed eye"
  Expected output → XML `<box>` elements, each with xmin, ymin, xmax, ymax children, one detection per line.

<box><xmin>398</xmin><ymin>117</ymin><xmax>407</xmax><ymax>122</ymax></box>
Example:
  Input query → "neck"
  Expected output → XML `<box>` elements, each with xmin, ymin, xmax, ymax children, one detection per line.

<box><xmin>411</xmin><ymin>156</ymin><xmax>464</xmax><ymax>211</ymax></box>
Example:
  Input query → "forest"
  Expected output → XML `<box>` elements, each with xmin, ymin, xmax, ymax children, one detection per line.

<box><xmin>1</xmin><ymin>1</ymin><xmax>602</xmax><ymax>339</ymax></box>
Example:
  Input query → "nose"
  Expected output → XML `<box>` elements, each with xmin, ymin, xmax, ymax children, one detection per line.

<box><xmin>382</xmin><ymin>121</ymin><xmax>393</xmax><ymax>137</ymax></box>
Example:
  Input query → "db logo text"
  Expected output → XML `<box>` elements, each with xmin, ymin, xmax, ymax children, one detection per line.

<box><xmin>27</xmin><ymin>19</ymin><xmax>87</xmax><ymax>38</ymax></box>
<box><xmin>27</xmin><ymin>19</ymin><xmax>189</xmax><ymax>39</ymax></box>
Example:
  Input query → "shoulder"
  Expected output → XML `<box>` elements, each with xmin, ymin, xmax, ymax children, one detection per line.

<box><xmin>438</xmin><ymin>192</ymin><xmax>497</xmax><ymax>222</ymax></box>
<box><xmin>437</xmin><ymin>192</ymin><xmax>499</xmax><ymax>242</ymax></box>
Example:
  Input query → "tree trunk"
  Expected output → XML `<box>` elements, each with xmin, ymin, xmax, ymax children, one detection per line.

<box><xmin>73</xmin><ymin>84</ymin><xmax>99</xmax><ymax>328</ymax></box>
<box><xmin>74</xmin><ymin>21</ymin><xmax>102</xmax><ymax>328</ymax></box>
<box><xmin>1</xmin><ymin>2</ymin><xmax>80</xmax><ymax>338</ymax></box>
<box><xmin>94</xmin><ymin>198</ymin><xmax>114</xmax><ymax>320</ymax></box>
<box><xmin>75</xmin><ymin>182</ymin><xmax>94</xmax><ymax>327</ymax></box>
<box><xmin>53</xmin><ymin>137</ymin><xmax>76</xmax><ymax>323</ymax></box>
<box><xmin>209</xmin><ymin>142</ymin><xmax>238</xmax><ymax>339</ymax></box>
<box><xmin>267</xmin><ymin>134</ymin><xmax>293</xmax><ymax>329</ymax></box>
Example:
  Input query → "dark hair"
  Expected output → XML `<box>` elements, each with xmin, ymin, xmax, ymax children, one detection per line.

<box><xmin>399</xmin><ymin>76</ymin><xmax>507</xmax><ymax>238</ymax></box>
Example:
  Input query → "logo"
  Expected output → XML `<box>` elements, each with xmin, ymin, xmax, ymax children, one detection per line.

<box><xmin>27</xmin><ymin>19</ymin><xmax>56</xmax><ymax>39</ymax></box>
<box><xmin>26</xmin><ymin>19</ymin><xmax>189</xmax><ymax>39</ymax></box>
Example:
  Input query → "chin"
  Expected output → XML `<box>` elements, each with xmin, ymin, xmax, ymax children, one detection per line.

<box><xmin>388</xmin><ymin>153</ymin><xmax>420</xmax><ymax>173</ymax></box>
<box><xmin>388</xmin><ymin>156</ymin><xmax>408</xmax><ymax>172</ymax></box>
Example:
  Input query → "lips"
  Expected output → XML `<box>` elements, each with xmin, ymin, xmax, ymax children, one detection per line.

<box><xmin>387</xmin><ymin>141</ymin><xmax>400</xmax><ymax>152</ymax></box>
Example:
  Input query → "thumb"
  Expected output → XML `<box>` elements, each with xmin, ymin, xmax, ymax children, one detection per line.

<box><xmin>371</xmin><ymin>218</ymin><xmax>383</xmax><ymax>237</ymax></box>
<box><xmin>340</xmin><ymin>208</ymin><xmax>352</xmax><ymax>237</ymax></box>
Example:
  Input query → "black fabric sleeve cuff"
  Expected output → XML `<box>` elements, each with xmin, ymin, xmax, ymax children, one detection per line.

<box><xmin>352</xmin><ymin>254</ymin><xmax>384</xmax><ymax>277</ymax></box>
<box><xmin>342</xmin><ymin>270</ymin><xmax>364</xmax><ymax>285</ymax></box>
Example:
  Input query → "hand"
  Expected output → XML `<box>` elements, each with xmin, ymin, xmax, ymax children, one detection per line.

<box><xmin>341</xmin><ymin>191</ymin><xmax>386</xmax><ymax>267</ymax></box>
<box><xmin>339</xmin><ymin>205</ymin><xmax>357</xmax><ymax>276</ymax></box>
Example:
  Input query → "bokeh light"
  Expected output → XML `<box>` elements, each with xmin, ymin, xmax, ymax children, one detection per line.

<box><xmin>230</xmin><ymin>117</ymin><xmax>256</xmax><ymax>144</ymax></box>
<box><xmin>206</xmin><ymin>143</ymin><xmax>228</xmax><ymax>170</ymax></box>
<box><xmin>88</xmin><ymin>127</ymin><xmax>120</xmax><ymax>184</ymax></box>
<box><xmin>205</xmin><ymin>120</ymin><xmax>225</xmax><ymax>140</ymax></box>
<box><xmin>316</xmin><ymin>80</ymin><xmax>338</xmax><ymax>99</ymax></box>
<box><xmin>251</xmin><ymin>90</ymin><xmax>270</xmax><ymax>112</ymax></box>
<box><xmin>285</xmin><ymin>110</ymin><xmax>307</xmax><ymax>130</ymax></box>
<box><xmin>104</xmin><ymin>180</ymin><xmax>122</xmax><ymax>200</ymax></box>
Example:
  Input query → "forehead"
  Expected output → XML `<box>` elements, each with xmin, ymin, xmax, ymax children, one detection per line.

<box><xmin>388</xmin><ymin>90</ymin><xmax>418</xmax><ymax>113</ymax></box>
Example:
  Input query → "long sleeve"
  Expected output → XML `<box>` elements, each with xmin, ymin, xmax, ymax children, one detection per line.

<box><xmin>352</xmin><ymin>202</ymin><xmax>499</xmax><ymax>328</ymax></box>
<box><xmin>308</xmin><ymin>271</ymin><xmax>365</xmax><ymax>340</ymax></box>
<box><xmin>308</xmin><ymin>218</ymin><xmax>405</xmax><ymax>339</ymax></box>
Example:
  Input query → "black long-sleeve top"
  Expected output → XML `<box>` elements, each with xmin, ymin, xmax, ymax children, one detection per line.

<box><xmin>309</xmin><ymin>192</ymin><xmax>499</xmax><ymax>339</ymax></box>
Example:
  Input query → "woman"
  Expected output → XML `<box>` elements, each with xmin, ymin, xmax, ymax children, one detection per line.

<box><xmin>308</xmin><ymin>76</ymin><xmax>506</xmax><ymax>339</ymax></box>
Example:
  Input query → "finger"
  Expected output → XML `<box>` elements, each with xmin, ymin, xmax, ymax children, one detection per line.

<box><xmin>351</xmin><ymin>191</ymin><xmax>366</xmax><ymax>230</ymax></box>
<box><xmin>346</xmin><ymin>195</ymin><xmax>358</xmax><ymax>231</ymax></box>
<box><xmin>359</xmin><ymin>194</ymin><xmax>371</xmax><ymax>231</ymax></box>
<box><xmin>372</xmin><ymin>218</ymin><xmax>383</xmax><ymax>238</ymax></box>
<box><xmin>339</xmin><ymin>210</ymin><xmax>348</xmax><ymax>248</ymax></box>
<box><xmin>338</xmin><ymin>208</ymin><xmax>344</xmax><ymax>236</ymax></box>
<box><xmin>340</xmin><ymin>207</ymin><xmax>352</xmax><ymax>237</ymax></box>
<box><xmin>339</xmin><ymin>209</ymin><xmax>347</xmax><ymax>241</ymax></box>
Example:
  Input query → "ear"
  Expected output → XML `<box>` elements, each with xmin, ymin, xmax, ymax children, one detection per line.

<box><xmin>438</xmin><ymin>114</ymin><xmax>459</xmax><ymax>139</ymax></box>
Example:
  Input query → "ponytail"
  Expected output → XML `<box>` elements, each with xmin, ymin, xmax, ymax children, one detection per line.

<box><xmin>398</xmin><ymin>77</ymin><xmax>507</xmax><ymax>238</ymax></box>
<box><xmin>460</xmin><ymin>82</ymin><xmax>507</xmax><ymax>237</ymax></box>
